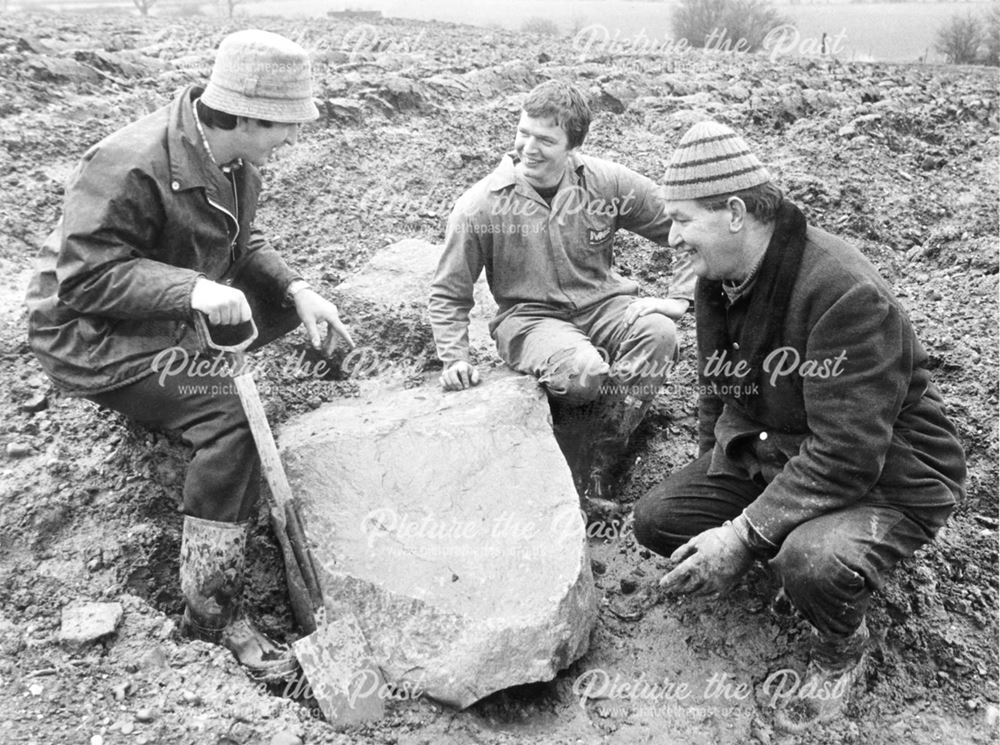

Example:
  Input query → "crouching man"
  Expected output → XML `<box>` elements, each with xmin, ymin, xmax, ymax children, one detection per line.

<box><xmin>633</xmin><ymin>121</ymin><xmax>965</xmax><ymax>728</ymax></box>
<box><xmin>25</xmin><ymin>31</ymin><xmax>353</xmax><ymax>681</ymax></box>
<box><xmin>429</xmin><ymin>80</ymin><xmax>695</xmax><ymax>519</ymax></box>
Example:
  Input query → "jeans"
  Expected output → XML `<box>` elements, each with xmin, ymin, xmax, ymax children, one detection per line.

<box><xmin>633</xmin><ymin>452</ymin><xmax>951</xmax><ymax>636</ymax></box>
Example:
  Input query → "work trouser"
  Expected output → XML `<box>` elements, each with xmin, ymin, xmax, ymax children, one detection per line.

<box><xmin>492</xmin><ymin>295</ymin><xmax>678</xmax><ymax>407</ymax></box>
<box><xmin>86</xmin><ymin>292</ymin><xmax>300</xmax><ymax>523</ymax></box>
<box><xmin>633</xmin><ymin>452</ymin><xmax>953</xmax><ymax>637</ymax></box>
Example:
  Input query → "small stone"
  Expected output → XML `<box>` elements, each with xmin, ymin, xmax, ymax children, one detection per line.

<box><xmin>181</xmin><ymin>690</ymin><xmax>202</xmax><ymax>706</ymax></box>
<box><xmin>121</xmin><ymin>721</ymin><xmax>135</xmax><ymax>735</ymax></box>
<box><xmin>591</xmin><ymin>559</ymin><xmax>607</xmax><ymax>576</ymax></box>
<box><xmin>20</xmin><ymin>394</ymin><xmax>48</xmax><ymax>413</ymax></box>
<box><xmin>28</xmin><ymin>683</ymin><xmax>43</xmax><ymax>696</ymax></box>
<box><xmin>270</xmin><ymin>732</ymin><xmax>303</xmax><ymax>745</ymax></box>
<box><xmin>5</xmin><ymin>442</ymin><xmax>33</xmax><ymax>459</ymax></box>
<box><xmin>59</xmin><ymin>602</ymin><xmax>123</xmax><ymax>648</ymax></box>
<box><xmin>140</xmin><ymin>646</ymin><xmax>168</xmax><ymax>670</ymax></box>
<box><xmin>750</xmin><ymin>717</ymin><xmax>772</xmax><ymax>745</ymax></box>
<box><xmin>111</xmin><ymin>682</ymin><xmax>131</xmax><ymax>701</ymax></box>
<box><xmin>135</xmin><ymin>708</ymin><xmax>155</xmax><ymax>723</ymax></box>
<box><xmin>90</xmin><ymin>736</ymin><xmax>104</xmax><ymax>745</ymax></box>
<box><xmin>920</xmin><ymin>155</ymin><xmax>946</xmax><ymax>171</ymax></box>
<box><xmin>620</xmin><ymin>578</ymin><xmax>638</xmax><ymax>595</ymax></box>
<box><xmin>985</xmin><ymin>704</ymin><xmax>999</xmax><ymax>728</ymax></box>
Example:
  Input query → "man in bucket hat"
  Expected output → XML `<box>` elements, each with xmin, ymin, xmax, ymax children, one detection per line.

<box><xmin>631</xmin><ymin>121</ymin><xmax>965</xmax><ymax>729</ymax></box>
<box><xmin>26</xmin><ymin>30</ymin><xmax>353</xmax><ymax>681</ymax></box>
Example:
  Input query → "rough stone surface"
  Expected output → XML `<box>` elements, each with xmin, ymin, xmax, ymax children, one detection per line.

<box><xmin>279</xmin><ymin>371</ymin><xmax>596</xmax><ymax>709</ymax></box>
<box><xmin>59</xmin><ymin>602</ymin><xmax>123</xmax><ymax>647</ymax></box>
<box><xmin>332</xmin><ymin>238</ymin><xmax>500</xmax><ymax>368</ymax></box>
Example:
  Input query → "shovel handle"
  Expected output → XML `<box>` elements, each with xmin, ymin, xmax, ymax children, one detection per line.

<box><xmin>193</xmin><ymin>312</ymin><xmax>258</xmax><ymax>353</ymax></box>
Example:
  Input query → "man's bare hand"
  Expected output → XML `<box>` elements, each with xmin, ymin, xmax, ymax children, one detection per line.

<box><xmin>293</xmin><ymin>288</ymin><xmax>354</xmax><ymax>356</ymax></box>
<box><xmin>624</xmin><ymin>297</ymin><xmax>689</xmax><ymax>325</ymax></box>
<box><xmin>659</xmin><ymin>524</ymin><xmax>753</xmax><ymax>599</ymax></box>
<box><xmin>190</xmin><ymin>278</ymin><xmax>252</xmax><ymax>326</ymax></box>
<box><xmin>440</xmin><ymin>360</ymin><xmax>480</xmax><ymax>391</ymax></box>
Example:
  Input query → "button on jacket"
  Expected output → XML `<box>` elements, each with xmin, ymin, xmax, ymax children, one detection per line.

<box><xmin>26</xmin><ymin>85</ymin><xmax>300</xmax><ymax>395</ymax></box>
<box><xmin>429</xmin><ymin>151</ymin><xmax>695</xmax><ymax>365</ymax></box>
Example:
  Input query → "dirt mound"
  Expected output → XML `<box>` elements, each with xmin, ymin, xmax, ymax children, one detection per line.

<box><xmin>0</xmin><ymin>10</ymin><xmax>996</xmax><ymax>745</ymax></box>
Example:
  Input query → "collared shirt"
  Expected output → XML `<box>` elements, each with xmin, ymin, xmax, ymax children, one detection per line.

<box><xmin>428</xmin><ymin>151</ymin><xmax>696</xmax><ymax>365</ymax></box>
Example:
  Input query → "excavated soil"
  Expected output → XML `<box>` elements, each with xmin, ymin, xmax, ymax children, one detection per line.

<box><xmin>0</xmin><ymin>11</ymin><xmax>997</xmax><ymax>745</ymax></box>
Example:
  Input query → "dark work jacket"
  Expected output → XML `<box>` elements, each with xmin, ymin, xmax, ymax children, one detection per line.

<box><xmin>696</xmin><ymin>221</ymin><xmax>966</xmax><ymax>549</ymax></box>
<box><xmin>26</xmin><ymin>85</ymin><xmax>299</xmax><ymax>395</ymax></box>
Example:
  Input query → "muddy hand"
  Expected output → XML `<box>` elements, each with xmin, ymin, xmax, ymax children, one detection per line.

<box><xmin>440</xmin><ymin>360</ymin><xmax>480</xmax><ymax>391</ymax></box>
<box><xmin>658</xmin><ymin>525</ymin><xmax>753</xmax><ymax>598</ymax></box>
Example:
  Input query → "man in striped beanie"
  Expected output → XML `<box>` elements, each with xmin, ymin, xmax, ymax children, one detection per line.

<box><xmin>632</xmin><ymin>121</ymin><xmax>965</xmax><ymax>729</ymax></box>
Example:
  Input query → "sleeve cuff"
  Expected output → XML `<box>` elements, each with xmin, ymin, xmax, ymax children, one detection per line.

<box><xmin>730</xmin><ymin>513</ymin><xmax>779</xmax><ymax>559</ymax></box>
<box><xmin>282</xmin><ymin>278</ymin><xmax>310</xmax><ymax>307</ymax></box>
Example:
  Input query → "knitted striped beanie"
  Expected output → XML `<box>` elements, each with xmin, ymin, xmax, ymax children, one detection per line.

<box><xmin>662</xmin><ymin>121</ymin><xmax>771</xmax><ymax>200</ymax></box>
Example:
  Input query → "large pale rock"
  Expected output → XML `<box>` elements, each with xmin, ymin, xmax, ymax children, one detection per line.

<box><xmin>279</xmin><ymin>371</ymin><xmax>596</xmax><ymax>708</ymax></box>
<box><xmin>331</xmin><ymin>238</ymin><xmax>500</xmax><ymax>368</ymax></box>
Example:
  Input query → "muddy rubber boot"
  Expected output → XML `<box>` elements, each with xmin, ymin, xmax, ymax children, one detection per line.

<box><xmin>547</xmin><ymin>394</ymin><xmax>594</xmax><ymax>490</ymax></box>
<box><xmin>179</xmin><ymin>515</ymin><xmax>299</xmax><ymax>683</ymax></box>
<box><xmin>580</xmin><ymin>439</ymin><xmax>628</xmax><ymax>523</ymax></box>
<box><xmin>773</xmin><ymin>618</ymin><xmax>870</xmax><ymax>732</ymax></box>
<box><xmin>579</xmin><ymin>392</ymin><xmax>652</xmax><ymax>522</ymax></box>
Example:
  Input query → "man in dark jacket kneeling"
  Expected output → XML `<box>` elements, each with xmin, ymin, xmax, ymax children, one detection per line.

<box><xmin>26</xmin><ymin>30</ymin><xmax>353</xmax><ymax>681</ymax></box>
<box><xmin>633</xmin><ymin>121</ymin><xmax>966</xmax><ymax>729</ymax></box>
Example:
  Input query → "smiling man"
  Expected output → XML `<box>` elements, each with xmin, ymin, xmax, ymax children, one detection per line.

<box><xmin>632</xmin><ymin>121</ymin><xmax>966</xmax><ymax>728</ymax></box>
<box><xmin>26</xmin><ymin>30</ymin><xmax>353</xmax><ymax>681</ymax></box>
<box><xmin>429</xmin><ymin>80</ymin><xmax>694</xmax><ymax>519</ymax></box>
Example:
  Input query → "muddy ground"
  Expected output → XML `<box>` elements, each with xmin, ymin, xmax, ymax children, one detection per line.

<box><xmin>0</xmin><ymin>10</ymin><xmax>997</xmax><ymax>745</ymax></box>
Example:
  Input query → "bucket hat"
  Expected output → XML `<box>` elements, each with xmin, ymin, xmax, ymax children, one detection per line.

<box><xmin>202</xmin><ymin>29</ymin><xmax>319</xmax><ymax>124</ymax></box>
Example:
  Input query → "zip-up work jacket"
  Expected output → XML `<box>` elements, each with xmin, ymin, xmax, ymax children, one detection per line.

<box><xmin>26</xmin><ymin>85</ymin><xmax>299</xmax><ymax>394</ymax></box>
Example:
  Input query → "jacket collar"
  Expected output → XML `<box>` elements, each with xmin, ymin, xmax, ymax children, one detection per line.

<box><xmin>486</xmin><ymin>150</ymin><xmax>588</xmax><ymax>202</ymax></box>
<box><xmin>167</xmin><ymin>85</ymin><xmax>256</xmax><ymax>212</ymax></box>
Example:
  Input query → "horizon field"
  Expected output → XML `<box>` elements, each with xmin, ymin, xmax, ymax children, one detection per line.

<box><xmin>12</xmin><ymin>0</ymin><xmax>999</xmax><ymax>63</ymax></box>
